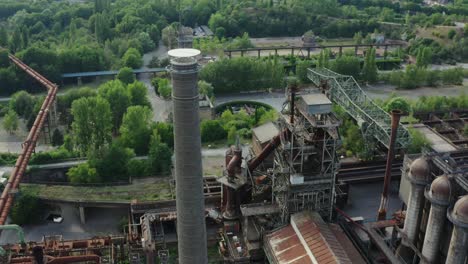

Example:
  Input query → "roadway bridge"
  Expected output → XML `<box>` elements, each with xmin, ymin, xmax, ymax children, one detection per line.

<box><xmin>224</xmin><ymin>43</ymin><xmax>404</xmax><ymax>59</ymax></box>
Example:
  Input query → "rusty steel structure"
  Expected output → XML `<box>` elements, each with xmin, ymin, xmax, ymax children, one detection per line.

<box><xmin>377</xmin><ymin>109</ymin><xmax>402</xmax><ymax>220</ymax></box>
<box><xmin>0</xmin><ymin>49</ymin><xmax>58</xmax><ymax>225</ymax></box>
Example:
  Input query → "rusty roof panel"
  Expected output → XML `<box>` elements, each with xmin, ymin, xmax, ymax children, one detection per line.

<box><xmin>265</xmin><ymin>211</ymin><xmax>364</xmax><ymax>264</ymax></box>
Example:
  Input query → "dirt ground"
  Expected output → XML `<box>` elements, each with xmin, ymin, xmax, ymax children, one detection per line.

<box><xmin>0</xmin><ymin>117</ymin><xmax>53</xmax><ymax>153</ymax></box>
<box><xmin>363</xmin><ymin>82</ymin><xmax>468</xmax><ymax>100</ymax></box>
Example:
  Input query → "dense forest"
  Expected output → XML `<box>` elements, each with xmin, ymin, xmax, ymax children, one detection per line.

<box><xmin>1</xmin><ymin>0</ymin><xmax>468</xmax><ymax>95</ymax></box>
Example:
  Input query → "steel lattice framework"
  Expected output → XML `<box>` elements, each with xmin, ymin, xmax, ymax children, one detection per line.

<box><xmin>307</xmin><ymin>68</ymin><xmax>411</xmax><ymax>151</ymax></box>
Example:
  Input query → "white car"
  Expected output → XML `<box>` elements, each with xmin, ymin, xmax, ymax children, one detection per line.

<box><xmin>53</xmin><ymin>216</ymin><xmax>63</xmax><ymax>223</ymax></box>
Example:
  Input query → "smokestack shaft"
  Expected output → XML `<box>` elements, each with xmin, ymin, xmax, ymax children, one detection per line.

<box><xmin>170</xmin><ymin>54</ymin><xmax>208</xmax><ymax>263</ymax></box>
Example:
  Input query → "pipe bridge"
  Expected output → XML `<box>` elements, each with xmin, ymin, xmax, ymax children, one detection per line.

<box><xmin>307</xmin><ymin>68</ymin><xmax>410</xmax><ymax>151</ymax></box>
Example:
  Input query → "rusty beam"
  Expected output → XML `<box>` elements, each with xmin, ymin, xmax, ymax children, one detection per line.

<box><xmin>377</xmin><ymin>110</ymin><xmax>401</xmax><ymax>220</ymax></box>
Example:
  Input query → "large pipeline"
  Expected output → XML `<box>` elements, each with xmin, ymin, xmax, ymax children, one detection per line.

<box><xmin>377</xmin><ymin>109</ymin><xmax>401</xmax><ymax>220</ymax></box>
<box><xmin>10</xmin><ymin>255</ymin><xmax>100</xmax><ymax>264</ymax></box>
<box><xmin>248</xmin><ymin>129</ymin><xmax>287</xmax><ymax>173</ymax></box>
<box><xmin>0</xmin><ymin>51</ymin><xmax>58</xmax><ymax>225</ymax></box>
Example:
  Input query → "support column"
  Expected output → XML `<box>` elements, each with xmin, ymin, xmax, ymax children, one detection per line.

<box><xmin>77</xmin><ymin>77</ymin><xmax>82</xmax><ymax>86</ymax></box>
<box><xmin>446</xmin><ymin>195</ymin><xmax>468</xmax><ymax>264</ymax></box>
<box><xmin>339</xmin><ymin>47</ymin><xmax>343</xmax><ymax>57</ymax></box>
<box><xmin>79</xmin><ymin>206</ymin><xmax>86</xmax><ymax>225</ymax></box>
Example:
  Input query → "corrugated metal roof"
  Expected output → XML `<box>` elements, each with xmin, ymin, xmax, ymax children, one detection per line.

<box><xmin>300</xmin><ymin>94</ymin><xmax>332</xmax><ymax>106</ymax></box>
<box><xmin>265</xmin><ymin>211</ymin><xmax>364</xmax><ymax>264</ymax></box>
<box><xmin>252</xmin><ymin>122</ymin><xmax>279</xmax><ymax>144</ymax></box>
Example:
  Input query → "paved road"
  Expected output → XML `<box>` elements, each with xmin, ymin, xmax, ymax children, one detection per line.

<box><xmin>140</xmin><ymin>42</ymin><xmax>172</xmax><ymax>122</ymax></box>
<box><xmin>0</xmin><ymin>204</ymin><xmax>127</xmax><ymax>243</ymax></box>
<box><xmin>215</xmin><ymin>91</ymin><xmax>287</xmax><ymax>111</ymax></box>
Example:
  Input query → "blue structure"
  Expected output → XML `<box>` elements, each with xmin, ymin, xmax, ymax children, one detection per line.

<box><xmin>61</xmin><ymin>68</ymin><xmax>166</xmax><ymax>78</ymax></box>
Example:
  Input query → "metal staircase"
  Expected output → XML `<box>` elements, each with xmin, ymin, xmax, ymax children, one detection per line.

<box><xmin>307</xmin><ymin>68</ymin><xmax>411</xmax><ymax>151</ymax></box>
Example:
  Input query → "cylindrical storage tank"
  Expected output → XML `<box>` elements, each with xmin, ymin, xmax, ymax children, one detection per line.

<box><xmin>397</xmin><ymin>157</ymin><xmax>430</xmax><ymax>260</ymax></box>
<box><xmin>446</xmin><ymin>195</ymin><xmax>468</xmax><ymax>264</ymax></box>
<box><xmin>168</xmin><ymin>49</ymin><xmax>208</xmax><ymax>264</ymax></box>
<box><xmin>421</xmin><ymin>175</ymin><xmax>451</xmax><ymax>264</ymax></box>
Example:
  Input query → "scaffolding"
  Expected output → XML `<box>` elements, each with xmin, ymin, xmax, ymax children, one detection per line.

<box><xmin>272</xmin><ymin>93</ymin><xmax>341</xmax><ymax>223</ymax></box>
<box><xmin>307</xmin><ymin>68</ymin><xmax>411</xmax><ymax>153</ymax></box>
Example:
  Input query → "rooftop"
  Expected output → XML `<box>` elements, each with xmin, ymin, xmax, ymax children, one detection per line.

<box><xmin>252</xmin><ymin>122</ymin><xmax>279</xmax><ymax>144</ymax></box>
<box><xmin>300</xmin><ymin>93</ymin><xmax>332</xmax><ymax>106</ymax></box>
<box><xmin>264</xmin><ymin>211</ymin><xmax>366</xmax><ymax>264</ymax></box>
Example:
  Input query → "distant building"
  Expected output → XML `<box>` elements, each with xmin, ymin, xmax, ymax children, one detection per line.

<box><xmin>194</xmin><ymin>25</ymin><xmax>214</xmax><ymax>38</ymax></box>
<box><xmin>302</xmin><ymin>30</ymin><xmax>317</xmax><ymax>47</ymax></box>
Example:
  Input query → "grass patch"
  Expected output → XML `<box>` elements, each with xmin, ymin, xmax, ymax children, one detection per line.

<box><xmin>20</xmin><ymin>179</ymin><xmax>174</xmax><ymax>203</ymax></box>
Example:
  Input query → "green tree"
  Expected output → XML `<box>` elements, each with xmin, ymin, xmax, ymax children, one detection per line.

<box><xmin>0</xmin><ymin>50</ymin><xmax>9</xmax><ymax>68</ymax></box>
<box><xmin>0</xmin><ymin>27</ymin><xmax>8</xmax><ymax>47</ymax></box>
<box><xmin>90</xmin><ymin>142</ymin><xmax>135</xmax><ymax>182</ymax></box>
<box><xmin>148</xmin><ymin>130</ymin><xmax>172</xmax><ymax>175</ymax></box>
<box><xmin>9</xmin><ymin>91</ymin><xmax>35</xmax><ymax>118</ymax></box>
<box><xmin>67</xmin><ymin>163</ymin><xmax>100</xmax><ymax>183</ymax></box>
<box><xmin>9</xmin><ymin>29</ymin><xmax>22</xmax><ymax>52</ymax></box>
<box><xmin>98</xmin><ymin>80</ymin><xmax>131</xmax><ymax>130</ymax></box>
<box><xmin>332</xmin><ymin>55</ymin><xmax>361</xmax><ymax>79</ymax></box>
<box><xmin>152</xmin><ymin>122</ymin><xmax>174</xmax><ymax>148</ymax></box>
<box><xmin>95</xmin><ymin>12</ymin><xmax>111</xmax><ymax>43</ymax></box>
<box><xmin>162</xmin><ymin>25</ymin><xmax>178</xmax><ymax>49</ymax></box>
<box><xmin>201</xmin><ymin>120</ymin><xmax>227</xmax><ymax>142</ymax></box>
<box><xmin>198</xmin><ymin>80</ymin><xmax>214</xmax><ymax>97</ymax></box>
<box><xmin>71</xmin><ymin>97</ymin><xmax>112</xmax><ymax>154</ymax></box>
<box><xmin>137</xmin><ymin>32</ymin><xmax>156</xmax><ymax>53</ymax></box>
<box><xmin>128</xmin><ymin>81</ymin><xmax>151</xmax><ymax>108</ymax></box>
<box><xmin>296</xmin><ymin>60</ymin><xmax>312</xmax><ymax>83</ymax></box>
<box><xmin>157</xmin><ymin>78</ymin><xmax>172</xmax><ymax>98</ymax></box>
<box><xmin>122</xmin><ymin>48</ymin><xmax>143</xmax><ymax>69</ymax></box>
<box><xmin>362</xmin><ymin>48</ymin><xmax>378</xmax><ymax>83</ymax></box>
<box><xmin>148</xmin><ymin>25</ymin><xmax>161</xmax><ymax>44</ymax></box>
<box><xmin>407</xmin><ymin>127</ymin><xmax>430</xmax><ymax>154</ymax></box>
<box><xmin>3</xmin><ymin>110</ymin><xmax>18</xmax><ymax>134</ymax></box>
<box><xmin>51</xmin><ymin>128</ymin><xmax>64</xmax><ymax>146</ymax></box>
<box><xmin>11</xmin><ymin>194</ymin><xmax>45</xmax><ymax>225</ymax></box>
<box><xmin>117</xmin><ymin>67</ymin><xmax>135</xmax><ymax>85</ymax></box>
<box><xmin>383</xmin><ymin>97</ymin><xmax>411</xmax><ymax>114</ymax></box>
<box><xmin>353</xmin><ymin>31</ymin><xmax>363</xmax><ymax>45</ymax></box>
<box><xmin>120</xmin><ymin>106</ymin><xmax>152</xmax><ymax>155</ymax></box>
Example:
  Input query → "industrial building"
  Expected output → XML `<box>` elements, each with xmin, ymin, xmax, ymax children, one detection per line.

<box><xmin>1</xmin><ymin>46</ymin><xmax>467</xmax><ymax>264</ymax></box>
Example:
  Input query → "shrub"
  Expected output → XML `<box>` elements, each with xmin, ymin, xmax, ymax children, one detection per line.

<box><xmin>67</xmin><ymin>163</ymin><xmax>100</xmax><ymax>184</ymax></box>
<box><xmin>128</xmin><ymin>159</ymin><xmax>149</xmax><ymax>178</ymax></box>
<box><xmin>29</xmin><ymin>148</ymin><xmax>76</xmax><ymax>165</ymax></box>
<box><xmin>201</xmin><ymin>120</ymin><xmax>227</xmax><ymax>143</ymax></box>
<box><xmin>11</xmin><ymin>194</ymin><xmax>46</xmax><ymax>225</ymax></box>
<box><xmin>51</xmin><ymin>128</ymin><xmax>64</xmax><ymax>146</ymax></box>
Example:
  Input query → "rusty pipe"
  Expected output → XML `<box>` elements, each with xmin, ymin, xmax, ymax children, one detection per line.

<box><xmin>248</xmin><ymin>129</ymin><xmax>287</xmax><ymax>172</ymax></box>
<box><xmin>227</xmin><ymin>153</ymin><xmax>241</xmax><ymax>178</ymax></box>
<box><xmin>377</xmin><ymin>109</ymin><xmax>402</xmax><ymax>220</ymax></box>
<box><xmin>48</xmin><ymin>255</ymin><xmax>100</xmax><ymax>264</ymax></box>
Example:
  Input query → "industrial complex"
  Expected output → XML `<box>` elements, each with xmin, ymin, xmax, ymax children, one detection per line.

<box><xmin>0</xmin><ymin>37</ymin><xmax>467</xmax><ymax>264</ymax></box>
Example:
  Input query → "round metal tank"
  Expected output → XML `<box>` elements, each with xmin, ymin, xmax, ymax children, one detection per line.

<box><xmin>421</xmin><ymin>175</ymin><xmax>451</xmax><ymax>264</ymax></box>
<box><xmin>405</xmin><ymin>158</ymin><xmax>430</xmax><ymax>242</ymax></box>
<box><xmin>397</xmin><ymin>157</ymin><xmax>430</xmax><ymax>261</ymax></box>
<box><xmin>446</xmin><ymin>195</ymin><xmax>468</xmax><ymax>264</ymax></box>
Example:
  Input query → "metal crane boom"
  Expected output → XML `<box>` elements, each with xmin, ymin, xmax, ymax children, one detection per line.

<box><xmin>307</xmin><ymin>68</ymin><xmax>410</xmax><ymax>151</ymax></box>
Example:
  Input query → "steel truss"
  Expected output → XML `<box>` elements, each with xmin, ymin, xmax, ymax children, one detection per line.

<box><xmin>307</xmin><ymin>68</ymin><xmax>411</xmax><ymax>152</ymax></box>
<box><xmin>272</xmin><ymin>98</ymin><xmax>341</xmax><ymax>223</ymax></box>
